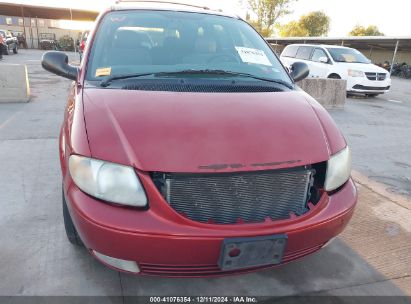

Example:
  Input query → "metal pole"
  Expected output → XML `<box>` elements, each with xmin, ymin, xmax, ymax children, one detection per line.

<box><xmin>20</xmin><ymin>5</ymin><xmax>27</xmax><ymax>49</ymax></box>
<box><xmin>35</xmin><ymin>17</ymin><xmax>40</xmax><ymax>49</ymax></box>
<box><xmin>390</xmin><ymin>40</ymin><xmax>399</xmax><ymax>75</ymax></box>
<box><xmin>70</xmin><ymin>8</ymin><xmax>76</xmax><ymax>55</ymax></box>
<box><xmin>29</xmin><ymin>21</ymin><xmax>34</xmax><ymax>48</ymax></box>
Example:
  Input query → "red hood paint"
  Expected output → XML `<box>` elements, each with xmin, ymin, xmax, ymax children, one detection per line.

<box><xmin>83</xmin><ymin>89</ymin><xmax>338</xmax><ymax>173</ymax></box>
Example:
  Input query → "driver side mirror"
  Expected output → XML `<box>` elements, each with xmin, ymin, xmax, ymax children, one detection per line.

<box><xmin>319</xmin><ymin>56</ymin><xmax>329</xmax><ymax>64</ymax></box>
<box><xmin>41</xmin><ymin>51</ymin><xmax>78</xmax><ymax>81</ymax></box>
<box><xmin>290</xmin><ymin>62</ymin><xmax>309</xmax><ymax>82</ymax></box>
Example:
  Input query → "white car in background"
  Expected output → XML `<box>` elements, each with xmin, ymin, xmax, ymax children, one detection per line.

<box><xmin>280</xmin><ymin>44</ymin><xmax>391</xmax><ymax>96</ymax></box>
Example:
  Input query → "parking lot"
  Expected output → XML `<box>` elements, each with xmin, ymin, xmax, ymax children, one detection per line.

<box><xmin>1</xmin><ymin>49</ymin><xmax>411</xmax><ymax>298</ymax></box>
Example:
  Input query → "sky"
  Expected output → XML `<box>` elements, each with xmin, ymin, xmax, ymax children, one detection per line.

<box><xmin>1</xmin><ymin>0</ymin><xmax>410</xmax><ymax>37</ymax></box>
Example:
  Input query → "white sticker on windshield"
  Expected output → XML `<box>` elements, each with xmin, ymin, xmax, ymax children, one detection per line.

<box><xmin>235</xmin><ymin>47</ymin><xmax>272</xmax><ymax>66</ymax></box>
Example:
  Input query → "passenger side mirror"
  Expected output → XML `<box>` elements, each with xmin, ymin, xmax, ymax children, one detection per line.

<box><xmin>319</xmin><ymin>56</ymin><xmax>329</xmax><ymax>64</ymax></box>
<box><xmin>41</xmin><ymin>51</ymin><xmax>78</xmax><ymax>81</ymax></box>
<box><xmin>290</xmin><ymin>62</ymin><xmax>309</xmax><ymax>82</ymax></box>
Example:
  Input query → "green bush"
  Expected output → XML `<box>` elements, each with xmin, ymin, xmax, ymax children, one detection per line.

<box><xmin>58</xmin><ymin>35</ymin><xmax>75</xmax><ymax>51</ymax></box>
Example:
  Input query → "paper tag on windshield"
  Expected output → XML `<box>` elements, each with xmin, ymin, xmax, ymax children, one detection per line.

<box><xmin>235</xmin><ymin>47</ymin><xmax>272</xmax><ymax>66</ymax></box>
<box><xmin>95</xmin><ymin>67</ymin><xmax>112</xmax><ymax>77</ymax></box>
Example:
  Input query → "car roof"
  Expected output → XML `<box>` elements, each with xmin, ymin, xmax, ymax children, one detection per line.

<box><xmin>285</xmin><ymin>43</ymin><xmax>351</xmax><ymax>49</ymax></box>
<box><xmin>110</xmin><ymin>1</ymin><xmax>239</xmax><ymax>19</ymax></box>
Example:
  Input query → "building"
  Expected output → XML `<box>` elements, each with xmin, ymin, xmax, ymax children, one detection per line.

<box><xmin>0</xmin><ymin>2</ymin><xmax>98</xmax><ymax>49</ymax></box>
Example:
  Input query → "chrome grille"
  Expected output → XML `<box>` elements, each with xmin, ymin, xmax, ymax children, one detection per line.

<box><xmin>378</xmin><ymin>73</ymin><xmax>387</xmax><ymax>81</ymax></box>
<box><xmin>365</xmin><ymin>72</ymin><xmax>387</xmax><ymax>81</ymax></box>
<box><xmin>154</xmin><ymin>168</ymin><xmax>314</xmax><ymax>225</ymax></box>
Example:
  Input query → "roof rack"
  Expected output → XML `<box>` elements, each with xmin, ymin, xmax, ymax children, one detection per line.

<box><xmin>115</xmin><ymin>0</ymin><xmax>210</xmax><ymax>10</ymax></box>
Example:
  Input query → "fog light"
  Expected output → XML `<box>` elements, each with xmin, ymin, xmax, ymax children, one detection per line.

<box><xmin>229</xmin><ymin>247</ymin><xmax>241</xmax><ymax>258</ymax></box>
<box><xmin>93</xmin><ymin>250</ymin><xmax>140</xmax><ymax>274</ymax></box>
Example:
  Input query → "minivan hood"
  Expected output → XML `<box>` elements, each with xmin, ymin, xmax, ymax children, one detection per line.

<box><xmin>83</xmin><ymin>89</ymin><xmax>332</xmax><ymax>173</ymax></box>
<box><xmin>336</xmin><ymin>62</ymin><xmax>388</xmax><ymax>73</ymax></box>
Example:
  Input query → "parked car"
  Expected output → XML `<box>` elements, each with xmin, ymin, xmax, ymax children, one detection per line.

<box><xmin>78</xmin><ymin>30</ymin><xmax>90</xmax><ymax>61</ymax></box>
<box><xmin>41</xmin><ymin>1</ymin><xmax>357</xmax><ymax>276</ymax></box>
<box><xmin>0</xmin><ymin>29</ymin><xmax>18</xmax><ymax>55</ymax></box>
<box><xmin>39</xmin><ymin>33</ymin><xmax>58</xmax><ymax>50</ymax></box>
<box><xmin>12</xmin><ymin>31</ymin><xmax>27</xmax><ymax>49</ymax></box>
<box><xmin>0</xmin><ymin>34</ymin><xmax>3</xmax><ymax>60</ymax></box>
<box><xmin>280</xmin><ymin>44</ymin><xmax>391</xmax><ymax>97</ymax></box>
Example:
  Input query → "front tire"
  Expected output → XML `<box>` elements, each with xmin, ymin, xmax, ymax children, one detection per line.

<box><xmin>13</xmin><ymin>44</ymin><xmax>18</xmax><ymax>54</ymax></box>
<box><xmin>328</xmin><ymin>74</ymin><xmax>341</xmax><ymax>79</ymax></box>
<box><xmin>62</xmin><ymin>189</ymin><xmax>84</xmax><ymax>246</ymax></box>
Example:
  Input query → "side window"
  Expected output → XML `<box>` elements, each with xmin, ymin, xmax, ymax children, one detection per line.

<box><xmin>282</xmin><ymin>45</ymin><xmax>298</xmax><ymax>58</ymax></box>
<box><xmin>311</xmin><ymin>48</ymin><xmax>328</xmax><ymax>62</ymax></box>
<box><xmin>295</xmin><ymin>46</ymin><xmax>313</xmax><ymax>60</ymax></box>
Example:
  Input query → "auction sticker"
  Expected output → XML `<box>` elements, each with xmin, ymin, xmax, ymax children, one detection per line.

<box><xmin>95</xmin><ymin>67</ymin><xmax>112</xmax><ymax>77</ymax></box>
<box><xmin>235</xmin><ymin>47</ymin><xmax>272</xmax><ymax>66</ymax></box>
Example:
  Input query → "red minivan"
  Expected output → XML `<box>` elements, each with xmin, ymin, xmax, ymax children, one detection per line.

<box><xmin>42</xmin><ymin>1</ymin><xmax>357</xmax><ymax>276</ymax></box>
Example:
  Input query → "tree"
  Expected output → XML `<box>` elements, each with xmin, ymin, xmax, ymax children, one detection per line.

<box><xmin>247</xmin><ymin>19</ymin><xmax>274</xmax><ymax>37</ymax></box>
<box><xmin>278</xmin><ymin>11</ymin><xmax>330</xmax><ymax>37</ymax></box>
<box><xmin>349</xmin><ymin>25</ymin><xmax>384</xmax><ymax>36</ymax></box>
<box><xmin>245</xmin><ymin>0</ymin><xmax>298</xmax><ymax>37</ymax></box>
<box><xmin>299</xmin><ymin>11</ymin><xmax>330</xmax><ymax>37</ymax></box>
<box><xmin>278</xmin><ymin>21</ymin><xmax>309</xmax><ymax>37</ymax></box>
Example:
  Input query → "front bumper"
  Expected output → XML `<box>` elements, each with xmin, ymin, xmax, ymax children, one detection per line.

<box><xmin>64</xmin><ymin>174</ymin><xmax>357</xmax><ymax>277</ymax></box>
<box><xmin>347</xmin><ymin>76</ymin><xmax>391</xmax><ymax>94</ymax></box>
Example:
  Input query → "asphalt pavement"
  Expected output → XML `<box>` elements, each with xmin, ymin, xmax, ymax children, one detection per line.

<box><xmin>330</xmin><ymin>78</ymin><xmax>411</xmax><ymax>197</ymax></box>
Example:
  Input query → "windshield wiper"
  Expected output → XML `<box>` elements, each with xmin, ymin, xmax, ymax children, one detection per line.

<box><xmin>100</xmin><ymin>72</ymin><xmax>157</xmax><ymax>87</ymax></box>
<box><xmin>334</xmin><ymin>60</ymin><xmax>368</xmax><ymax>64</ymax></box>
<box><xmin>100</xmin><ymin>69</ymin><xmax>293</xmax><ymax>89</ymax></box>
<box><xmin>155</xmin><ymin>69</ymin><xmax>294</xmax><ymax>89</ymax></box>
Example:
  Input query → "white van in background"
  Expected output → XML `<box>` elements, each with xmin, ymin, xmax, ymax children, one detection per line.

<box><xmin>280</xmin><ymin>44</ymin><xmax>391</xmax><ymax>96</ymax></box>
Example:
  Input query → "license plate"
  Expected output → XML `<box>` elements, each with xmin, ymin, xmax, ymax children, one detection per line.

<box><xmin>218</xmin><ymin>234</ymin><xmax>287</xmax><ymax>271</ymax></box>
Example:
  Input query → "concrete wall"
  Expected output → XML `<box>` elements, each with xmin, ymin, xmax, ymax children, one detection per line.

<box><xmin>298</xmin><ymin>78</ymin><xmax>346</xmax><ymax>108</ymax></box>
<box><xmin>0</xmin><ymin>64</ymin><xmax>30</xmax><ymax>103</ymax></box>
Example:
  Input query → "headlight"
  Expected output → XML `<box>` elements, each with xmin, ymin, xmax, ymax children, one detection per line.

<box><xmin>69</xmin><ymin>155</ymin><xmax>147</xmax><ymax>207</ymax></box>
<box><xmin>324</xmin><ymin>146</ymin><xmax>352</xmax><ymax>192</ymax></box>
<box><xmin>348</xmin><ymin>69</ymin><xmax>364</xmax><ymax>77</ymax></box>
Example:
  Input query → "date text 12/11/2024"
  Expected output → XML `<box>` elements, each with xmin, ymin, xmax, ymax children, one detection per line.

<box><xmin>149</xmin><ymin>296</ymin><xmax>258</xmax><ymax>303</ymax></box>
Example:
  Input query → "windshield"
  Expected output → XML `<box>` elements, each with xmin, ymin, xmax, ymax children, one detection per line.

<box><xmin>327</xmin><ymin>47</ymin><xmax>370</xmax><ymax>64</ymax></box>
<box><xmin>86</xmin><ymin>10</ymin><xmax>291</xmax><ymax>86</ymax></box>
